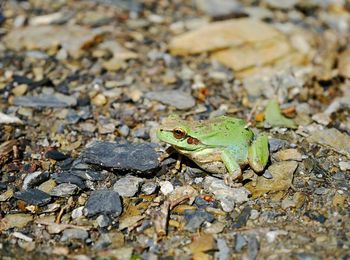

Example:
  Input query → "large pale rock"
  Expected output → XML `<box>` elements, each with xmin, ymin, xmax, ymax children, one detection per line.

<box><xmin>338</xmin><ymin>48</ymin><xmax>350</xmax><ymax>78</ymax></box>
<box><xmin>168</xmin><ymin>18</ymin><xmax>282</xmax><ymax>55</ymax></box>
<box><xmin>211</xmin><ymin>37</ymin><xmax>291</xmax><ymax>71</ymax></box>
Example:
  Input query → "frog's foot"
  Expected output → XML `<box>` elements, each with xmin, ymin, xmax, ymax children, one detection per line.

<box><xmin>221</xmin><ymin>150</ymin><xmax>243</xmax><ymax>187</ymax></box>
<box><xmin>248</xmin><ymin>134</ymin><xmax>269</xmax><ymax>173</ymax></box>
<box><xmin>224</xmin><ymin>174</ymin><xmax>243</xmax><ymax>188</ymax></box>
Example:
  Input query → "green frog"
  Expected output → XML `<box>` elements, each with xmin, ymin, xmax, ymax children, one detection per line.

<box><xmin>157</xmin><ymin>115</ymin><xmax>269</xmax><ymax>185</ymax></box>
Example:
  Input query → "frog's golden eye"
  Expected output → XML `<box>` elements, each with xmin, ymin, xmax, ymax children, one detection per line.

<box><xmin>173</xmin><ymin>128</ymin><xmax>186</xmax><ymax>139</ymax></box>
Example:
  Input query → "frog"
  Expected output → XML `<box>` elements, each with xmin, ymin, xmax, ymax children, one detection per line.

<box><xmin>156</xmin><ymin>115</ymin><xmax>269</xmax><ymax>186</ymax></box>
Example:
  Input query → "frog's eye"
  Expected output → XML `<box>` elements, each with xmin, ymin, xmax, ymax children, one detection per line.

<box><xmin>173</xmin><ymin>128</ymin><xmax>186</xmax><ymax>139</ymax></box>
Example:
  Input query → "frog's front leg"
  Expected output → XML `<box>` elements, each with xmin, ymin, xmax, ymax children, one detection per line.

<box><xmin>221</xmin><ymin>149</ymin><xmax>242</xmax><ymax>186</ymax></box>
<box><xmin>248</xmin><ymin>134</ymin><xmax>269</xmax><ymax>172</ymax></box>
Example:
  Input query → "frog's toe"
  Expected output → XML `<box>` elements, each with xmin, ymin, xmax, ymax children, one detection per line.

<box><xmin>224</xmin><ymin>172</ymin><xmax>242</xmax><ymax>188</ymax></box>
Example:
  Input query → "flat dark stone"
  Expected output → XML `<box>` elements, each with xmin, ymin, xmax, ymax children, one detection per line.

<box><xmin>233</xmin><ymin>206</ymin><xmax>252</xmax><ymax>229</ymax></box>
<box><xmin>52</xmin><ymin>172</ymin><xmax>86</xmax><ymax>189</ymax></box>
<box><xmin>184</xmin><ymin>209</ymin><xmax>214</xmax><ymax>232</ymax></box>
<box><xmin>80</xmin><ymin>141</ymin><xmax>160</xmax><ymax>174</ymax></box>
<box><xmin>84</xmin><ymin>190</ymin><xmax>122</xmax><ymax>217</ymax></box>
<box><xmin>46</xmin><ymin>150</ymin><xmax>69</xmax><ymax>161</ymax></box>
<box><xmin>71</xmin><ymin>170</ymin><xmax>107</xmax><ymax>181</ymax></box>
<box><xmin>14</xmin><ymin>189</ymin><xmax>51</xmax><ymax>206</ymax></box>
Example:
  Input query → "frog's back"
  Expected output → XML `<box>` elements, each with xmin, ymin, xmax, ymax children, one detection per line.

<box><xmin>191</xmin><ymin>116</ymin><xmax>254</xmax><ymax>147</ymax></box>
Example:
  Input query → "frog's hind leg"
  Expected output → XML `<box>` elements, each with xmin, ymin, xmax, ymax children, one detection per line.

<box><xmin>221</xmin><ymin>150</ymin><xmax>242</xmax><ymax>186</ymax></box>
<box><xmin>248</xmin><ymin>134</ymin><xmax>269</xmax><ymax>172</ymax></box>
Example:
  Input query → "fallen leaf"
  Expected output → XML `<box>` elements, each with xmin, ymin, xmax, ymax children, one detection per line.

<box><xmin>263</xmin><ymin>99</ymin><xmax>297</xmax><ymax>129</ymax></box>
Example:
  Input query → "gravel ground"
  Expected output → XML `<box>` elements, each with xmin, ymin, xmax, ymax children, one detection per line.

<box><xmin>0</xmin><ymin>0</ymin><xmax>350</xmax><ymax>259</ymax></box>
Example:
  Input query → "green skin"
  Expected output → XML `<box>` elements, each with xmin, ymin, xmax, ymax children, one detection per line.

<box><xmin>157</xmin><ymin>115</ymin><xmax>269</xmax><ymax>184</ymax></box>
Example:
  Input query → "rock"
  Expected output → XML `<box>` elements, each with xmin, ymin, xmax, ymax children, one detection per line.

<box><xmin>203</xmin><ymin>176</ymin><xmax>250</xmax><ymax>212</ymax></box>
<box><xmin>50</xmin><ymin>183</ymin><xmax>79</xmax><ymax>197</ymax></box>
<box><xmin>184</xmin><ymin>209</ymin><xmax>214</xmax><ymax>232</ymax></box>
<box><xmin>3</xmin><ymin>25</ymin><xmax>105</xmax><ymax>58</ymax></box>
<box><xmin>61</xmin><ymin>228</ymin><xmax>89</xmax><ymax>242</ymax></box>
<box><xmin>38</xmin><ymin>179</ymin><xmax>57</xmax><ymax>193</ymax></box>
<box><xmin>141</xmin><ymin>182</ymin><xmax>158</xmax><ymax>195</ymax></box>
<box><xmin>71</xmin><ymin>206</ymin><xmax>84</xmax><ymax>219</ymax></box>
<box><xmin>96</xmin><ymin>215</ymin><xmax>111</xmax><ymax>228</ymax></box>
<box><xmin>159</xmin><ymin>181</ymin><xmax>174</xmax><ymax>196</ymax></box>
<box><xmin>84</xmin><ymin>190</ymin><xmax>122</xmax><ymax>217</ymax></box>
<box><xmin>265</xmin><ymin>0</ymin><xmax>298</xmax><ymax>9</ymax></box>
<box><xmin>14</xmin><ymin>189</ymin><xmax>51</xmax><ymax>206</ymax></box>
<box><xmin>91</xmin><ymin>93</ymin><xmax>108</xmax><ymax>106</ymax></box>
<box><xmin>338</xmin><ymin>48</ymin><xmax>350</xmax><ymax>78</ymax></box>
<box><xmin>0</xmin><ymin>112</ymin><xmax>23</xmax><ymax>124</ymax></box>
<box><xmin>212</xmin><ymin>37</ymin><xmax>291</xmax><ymax>73</ymax></box>
<box><xmin>265</xmin><ymin>230</ymin><xmax>288</xmax><ymax>243</ymax></box>
<box><xmin>235</xmin><ymin>234</ymin><xmax>247</xmax><ymax>252</ymax></box>
<box><xmin>13</xmin><ymin>93</ymin><xmax>77</xmax><ymax>108</ymax></box>
<box><xmin>281</xmin><ymin>197</ymin><xmax>296</xmax><ymax>209</ymax></box>
<box><xmin>269</xmin><ymin>138</ymin><xmax>288</xmax><ymax>153</ymax></box>
<box><xmin>339</xmin><ymin>161</ymin><xmax>350</xmax><ymax>171</ymax></box>
<box><xmin>216</xmin><ymin>238</ymin><xmax>230</xmax><ymax>260</ymax></box>
<box><xmin>233</xmin><ymin>206</ymin><xmax>252</xmax><ymax>228</ymax></box>
<box><xmin>274</xmin><ymin>149</ymin><xmax>303</xmax><ymax>161</ymax></box>
<box><xmin>46</xmin><ymin>150</ymin><xmax>69</xmax><ymax>161</ymax></box>
<box><xmin>169</xmin><ymin>185</ymin><xmax>198</xmax><ymax>204</ymax></box>
<box><xmin>80</xmin><ymin>141</ymin><xmax>160</xmax><ymax>174</ymax></box>
<box><xmin>119</xmin><ymin>215</ymin><xmax>144</xmax><ymax>231</ymax></box>
<box><xmin>247</xmin><ymin>234</ymin><xmax>260</xmax><ymax>260</ymax></box>
<box><xmin>98</xmin><ymin>40</ymin><xmax>138</xmax><ymax>61</ymax></box>
<box><xmin>307</xmin><ymin>128</ymin><xmax>350</xmax><ymax>158</ymax></box>
<box><xmin>0</xmin><ymin>214</ymin><xmax>33</xmax><ymax>230</ymax></box>
<box><xmin>195</xmin><ymin>0</ymin><xmax>241</xmax><ymax>17</ymax></box>
<box><xmin>23</xmin><ymin>171</ymin><xmax>50</xmax><ymax>190</ymax></box>
<box><xmin>12</xmin><ymin>84</ymin><xmax>28</xmax><ymax>96</ymax></box>
<box><xmin>113</xmin><ymin>176</ymin><xmax>143</xmax><ymax>197</ymax></box>
<box><xmin>245</xmin><ymin>161</ymin><xmax>298</xmax><ymax>197</ymax></box>
<box><xmin>52</xmin><ymin>172</ymin><xmax>86</xmax><ymax>189</ymax></box>
<box><xmin>145</xmin><ymin>90</ymin><xmax>195</xmax><ymax>110</ymax></box>
<box><xmin>0</xmin><ymin>189</ymin><xmax>14</xmax><ymax>202</ymax></box>
<box><xmin>169</xmin><ymin>18</ymin><xmax>281</xmax><ymax>55</ymax></box>
<box><xmin>189</xmin><ymin>234</ymin><xmax>215</xmax><ymax>259</ymax></box>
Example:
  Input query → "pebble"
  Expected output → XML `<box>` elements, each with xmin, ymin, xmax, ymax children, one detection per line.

<box><xmin>247</xmin><ymin>234</ymin><xmax>260</xmax><ymax>260</ymax></box>
<box><xmin>80</xmin><ymin>141</ymin><xmax>160</xmax><ymax>174</ymax></box>
<box><xmin>71</xmin><ymin>206</ymin><xmax>84</xmax><ymax>219</ymax></box>
<box><xmin>0</xmin><ymin>189</ymin><xmax>14</xmax><ymax>202</ymax></box>
<box><xmin>159</xmin><ymin>181</ymin><xmax>174</xmax><ymax>196</ymax></box>
<box><xmin>216</xmin><ymin>238</ymin><xmax>230</xmax><ymax>260</ymax></box>
<box><xmin>91</xmin><ymin>93</ymin><xmax>107</xmax><ymax>106</ymax></box>
<box><xmin>339</xmin><ymin>161</ymin><xmax>350</xmax><ymax>171</ymax></box>
<box><xmin>13</xmin><ymin>94</ymin><xmax>77</xmax><ymax>108</ymax></box>
<box><xmin>274</xmin><ymin>149</ymin><xmax>303</xmax><ymax>161</ymax></box>
<box><xmin>113</xmin><ymin>176</ymin><xmax>143</xmax><ymax>197</ymax></box>
<box><xmin>269</xmin><ymin>138</ymin><xmax>288</xmax><ymax>153</ymax></box>
<box><xmin>61</xmin><ymin>229</ymin><xmax>89</xmax><ymax>242</ymax></box>
<box><xmin>38</xmin><ymin>179</ymin><xmax>57</xmax><ymax>193</ymax></box>
<box><xmin>14</xmin><ymin>189</ymin><xmax>51</xmax><ymax>206</ymax></box>
<box><xmin>141</xmin><ymin>182</ymin><xmax>158</xmax><ymax>195</ymax></box>
<box><xmin>233</xmin><ymin>206</ymin><xmax>252</xmax><ymax>228</ymax></box>
<box><xmin>235</xmin><ymin>234</ymin><xmax>247</xmax><ymax>252</ymax></box>
<box><xmin>203</xmin><ymin>176</ymin><xmax>250</xmax><ymax>212</ymax></box>
<box><xmin>22</xmin><ymin>171</ymin><xmax>50</xmax><ymax>190</ymax></box>
<box><xmin>2</xmin><ymin>214</ymin><xmax>33</xmax><ymax>230</ymax></box>
<box><xmin>184</xmin><ymin>209</ymin><xmax>214</xmax><ymax>232</ymax></box>
<box><xmin>145</xmin><ymin>90</ymin><xmax>196</xmax><ymax>110</ymax></box>
<box><xmin>52</xmin><ymin>172</ymin><xmax>86</xmax><ymax>189</ymax></box>
<box><xmin>12</xmin><ymin>84</ymin><xmax>28</xmax><ymax>96</ymax></box>
<box><xmin>266</xmin><ymin>0</ymin><xmax>298</xmax><ymax>9</ymax></box>
<box><xmin>118</xmin><ymin>125</ymin><xmax>130</xmax><ymax>137</ymax></box>
<box><xmin>45</xmin><ymin>150</ymin><xmax>69</xmax><ymax>161</ymax></box>
<box><xmin>50</xmin><ymin>183</ymin><xmax>79</xmax><ymax>197</ymax></box>
<box><xmin>195</xmin><ymin>0</ymin><xmax>241</xmax><ymax>18</ymax></box>
<box><xmin>84</xmin><ymin>190</ymin><xmax>122</xmax><ymax>217</ymax></box>
<box><xmin>281</xmin><ymin>197</ymin><xmax>296</xmax><ymax>209</ymax></box>
<box><xmin>96</xmin><ymin>215</ymin><xmax>111</xmax><ymax>228</ymax></box>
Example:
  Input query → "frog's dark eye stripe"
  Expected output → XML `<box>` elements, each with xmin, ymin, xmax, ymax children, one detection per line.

<box><xmin>173</xmin><ymin>128</ymin><xmax>186</xmax><ymax>139</ymax></box>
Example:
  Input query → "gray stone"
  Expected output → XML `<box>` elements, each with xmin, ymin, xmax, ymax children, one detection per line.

<box><xmin>216</xmin><ymin>238</ymin><xmax>230</xmax><ymax>260</ymax></box>
<box><xmin>113</xmin><ymin>176</ymin><xmax>143</xmax><ymax>197</ymax></box>
<box><xmin>235</xmin><ymin>234</ymin><xmax>247</xmax><ymax>252</ymax></box>
<box><xmin>141</xmin><ymin>182</ymin><xmax>158</xmax><ymax>195</ymax></box>
<box><xmin>265</xmin><ymin>0</ymin><xmax>298</xmax><ymax>9</ymax></box>
<box><xmin>196</xmin><ymin>0</ymin><xmax>241</xmax><ymax>17</ymax></box>
<box><xmin>84</xmin><ymin>190</ymin><xmax>122</xmax><ymax>217</ymax></box>
<box><xmin>96</xmin><ymin>215</ymin><xmax>110</xmax><ymax>228</ymax></box>
<box><xmin>269</xmin><ymin>138</ymin><xmax>288</xmax><ymax>153</ymax></box>
<box><xmin>52</xmin><ymin>172</ymin><xmax>86</xmax><ymax>189</ymax></box>
<box><xmin>13</xmin><ymin>93</ymin><xmax>77</xmax><ymax>108</ymax></box>
<box><xmin>14</xmin><ymin>189</ymin><xmax>51</xmax><ymax>206</ymax></box>
<box><xmin>80</xmin><ymin>141</ymin><xmax>160</xmax><ymax>174</ymax></box>
<box><xmin>50</xmin><ymin>183</ymin><xmax>79</xmax><ymax>197</ymax></box>
<box><xmin>61</xmin><ymin>228</ymin><xmax>89</xmax><ymax>242</ymax></box>
<box><xmin>72</xmin><ymin>206</ymin><xmax>84</xmax><ymax>219</ymax></box>
<box><xmin>145</xmin><ymin>90</ymin><xmax>195</xmax><ymax>110</ymax></box>
<box><xmin>247</xmin><ymin>234</ymin><xmax>260</xmax><ymax>260</ymax></box>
